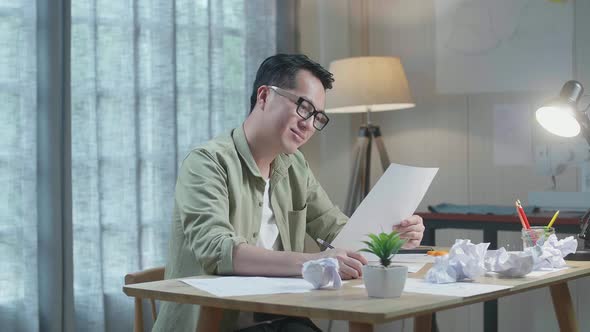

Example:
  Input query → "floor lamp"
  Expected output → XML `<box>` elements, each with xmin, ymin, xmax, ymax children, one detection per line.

<box><xmin>326</xmin><ymin>57</ymin><xmax>415</xmax><ymax>216</ymax></box>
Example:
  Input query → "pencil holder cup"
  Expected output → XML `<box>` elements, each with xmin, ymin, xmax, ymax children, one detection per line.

<box><xmin>521</xmin><ymin>226</ymin><xmax>555</xmax><ymax>249</ymax></box>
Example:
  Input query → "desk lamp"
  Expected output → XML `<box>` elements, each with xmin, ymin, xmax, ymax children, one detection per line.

<box><xmin>536</xmin><ymin>80</ymin><xmax>590</xmax><ymax>260</ymax></box>
<box><xmin>536</xmin><ymin>80</ymin><xmax>590</xmax><ymax>145</ymax></box>
<box><xmin>326</xmin><ymin>57</ymin><xmax>414</xmax><ymax>216</ymax></box>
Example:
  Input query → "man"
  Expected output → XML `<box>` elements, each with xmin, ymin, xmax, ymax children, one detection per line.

<box><xmin>153</xmin><ymin>54</ymin><xmax>425</xmax><ymax>332</ymax></box>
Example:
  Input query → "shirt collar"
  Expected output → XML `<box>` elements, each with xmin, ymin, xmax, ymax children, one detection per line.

<box><xmin>232</xmin><ymin>126</ymin><xmax>293</xmax><ymax>181</ymax></box>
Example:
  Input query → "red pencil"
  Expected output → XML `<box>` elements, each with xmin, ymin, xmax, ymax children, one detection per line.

<box><xmin>516</xmin><ymin>200</ymin><xmax>531</xmax><ymax>229</ymax></box>
<box><xmin>515</xmin><ymin>204</ymin><xmax>527</xmax><ymax>229</ymax></box>
<box><xmin>518</xmin><ymin>208</ymin><xmax>531</xmax><ymax>229</ymax></box>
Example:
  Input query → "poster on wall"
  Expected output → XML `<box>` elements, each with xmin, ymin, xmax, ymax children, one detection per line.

<box><xmin>435</xmin><ymin>0</ymin><xmax>573</xmax><ymax>94</ymax></box>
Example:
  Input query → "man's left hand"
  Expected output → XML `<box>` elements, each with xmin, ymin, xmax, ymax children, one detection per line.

<box><xmin>392</xmin><ymin>215</ymin><xmax>424</xmax><ymax>249</ymax></box>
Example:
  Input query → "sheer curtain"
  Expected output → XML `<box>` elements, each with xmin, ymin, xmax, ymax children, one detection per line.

<box><xmin>70</xmin><ymin>1</ymin><xmax>275</xmax><ymax>331</ymax></box>
<box><xmin>0</xmin><ymin>2</ymin><xmax>39</xmax><ymax>331</ymax></box>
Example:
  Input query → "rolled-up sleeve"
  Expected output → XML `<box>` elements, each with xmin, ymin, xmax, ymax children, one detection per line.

<box><xmin>176</xmin><ymin>150</ymin><xmax>247</xmax><ymax>275</ymax></box>
<box><xmin>304</xmin><ymin>162</ymin><xmax>349</xmax><ymax>244</ymax></box>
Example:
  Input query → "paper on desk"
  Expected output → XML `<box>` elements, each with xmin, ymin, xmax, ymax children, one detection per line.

<box><xmin>180</xmin><ymin>277</ymin><xmax>314</xmax><ymax>297</ymax></box>
<box><xmin>355</xmin><ymin>278</ymin><xmax>512</xmax><ymax>297</ymax></box>
<box><xmin>390</xmin><ymin>262</ymin><xmax>427</xmax><ymax>273</ymax></box>
<box><xmin>332</xmin><ymin>163</ymin><xmax>438</xmax><ymax>260</ymax></box>
<box><xmin>392</xmin><ymin>254</ymin><xmax>435</xmax><ymax>264</ymax></box>
<box><xmin>526</xmin><ymin>266</ymin><xmax>569</xmax><ymax>277</ymax></box>
<box><xmin>403</xmin><ymin>278</ymin><xmax>512</xmax><ymax>297</ymax></box>
<box><xmin>389</xmin><ymin>254</ymin><xmax>435</xmax><ymax>273</ymax></box>
<box><xmin>485</xmin><ymin>267</ymin><xmax>569</xmax><ymax>278</ymax></box>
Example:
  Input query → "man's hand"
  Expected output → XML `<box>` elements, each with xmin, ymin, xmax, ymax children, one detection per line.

<box><xmin>393</xmin><ymin>215</ymin><xmax>425</xmax><ymax>249</ymax></box>
<box><xmin>317</xmin><ymin>248</ymin><xmax>368</xmax><ymax>280</ymax></box>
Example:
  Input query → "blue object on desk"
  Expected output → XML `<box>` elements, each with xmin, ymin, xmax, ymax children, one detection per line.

<box><xmin>428</xmin><ymin>203</ymin><xmax>538</xmax><ymax>215</ymax></box>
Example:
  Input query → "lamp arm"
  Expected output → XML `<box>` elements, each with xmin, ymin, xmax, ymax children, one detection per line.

<box><xmin>577</xmin><ymin>102</ymin><xmax>590</xmax><ymax>147</ymax></box>
<box><xmin>578</xmin><ymin>209</ymin><xmax>590</xmax><ymax>241</ymax></box>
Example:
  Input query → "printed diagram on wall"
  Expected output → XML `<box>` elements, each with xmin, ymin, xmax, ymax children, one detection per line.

<box><xmin>435</xmin><ymin>0</ymin><xmax>573</xmax><ymax>94</ymax></box>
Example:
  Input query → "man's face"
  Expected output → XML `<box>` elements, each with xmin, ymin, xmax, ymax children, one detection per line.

<box><xmin>265</xmin><ymin>70</ymin><xmax>326</xmax><ymax>154</ymax></box>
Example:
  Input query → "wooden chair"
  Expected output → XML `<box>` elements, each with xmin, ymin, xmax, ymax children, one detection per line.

<box><xmin>124</xmin><ymin>266</ymin><xmax>165</xmax><ymax>332</ymax></box>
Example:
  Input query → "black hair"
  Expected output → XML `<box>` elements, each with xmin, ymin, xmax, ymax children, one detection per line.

<box><xmin>249</xmin><ymin>54</ymin><xmax>334</xmax><ymax>112</ymax></box>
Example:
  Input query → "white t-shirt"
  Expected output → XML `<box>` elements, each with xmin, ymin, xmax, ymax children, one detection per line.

<box><xmin>237</xmin><ymin>180</ymin><xmax>280</xmax><ymax>329</ymax></box>
<box><xmin>256</xmin><ymin>180</ymin><xmax>279</xmax><ymax>250</ymax></box>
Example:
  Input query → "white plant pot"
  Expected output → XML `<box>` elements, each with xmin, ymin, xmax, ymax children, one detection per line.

<box><xmin>362</xmin><ymin>264</ymin><xmax>408</xmax><ymax>298</ymax></box>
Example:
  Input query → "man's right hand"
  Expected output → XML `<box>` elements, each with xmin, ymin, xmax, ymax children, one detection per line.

<box><xmin>316</xmin><ymin>248</ymin><xmax>368</xmax><ymax>279</ymax></box>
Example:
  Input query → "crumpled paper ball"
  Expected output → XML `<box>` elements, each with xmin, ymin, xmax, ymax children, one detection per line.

<box><xmin>448</xmin><ymin>239</ymin><xmax>489</xmax><ymax>280</ymax></box>
<box><xmin>485</xmin><ymin>248</ymin><xmax>534</xmax><ymax>277</ymax></box>
<box><xmin>302</xmin><ymin>258</ymin><xmax>342</xmax><ymax>289</ymax></box>
<box><xmin>425</xmin><ymin>239</ymin><xmax>489</xmax><ymax>283</ymax></box>
<box><xmin>526</xmin><ymin>234</ymin><xmax>577</xmax><ymax>270</ymax></box>
<box><xmin>424</xmin><ymin>255</ymin><xmax>457</xmax><ymax>283</ymax></box>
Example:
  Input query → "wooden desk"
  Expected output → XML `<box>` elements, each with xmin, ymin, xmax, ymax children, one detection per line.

<box><xmin>418</xmin><ymin>211</ymin><xmax>583</xmax><ymax>332</ymax></box>
<box><xmin>123</xmin><ymin>262</ymin><xmax>590</xmax><ymax>332</ymax></box>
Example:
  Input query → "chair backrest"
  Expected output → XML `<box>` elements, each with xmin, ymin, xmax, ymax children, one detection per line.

<box><xmin>124</xmin><ymin>266</ymin><xmax>165</xmax><ymax>332</ymax></box>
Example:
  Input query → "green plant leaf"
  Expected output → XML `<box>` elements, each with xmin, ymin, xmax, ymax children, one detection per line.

<box><xmin>360</xmin><ymin>230</ymin><xmax>407</xmax><ymax>267</ymax></box>
<box><xmin>367</xmin><ymin>233</ymin><xmax>380</xmax><ymax>243</ymax></box>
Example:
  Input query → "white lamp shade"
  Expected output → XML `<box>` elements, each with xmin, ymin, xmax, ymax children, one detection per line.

<box><xmin>535</xmin><ymin>105</ymin><xmax>581</xmax><ymax>137</ymax></box>
<box><xmin>325</xmin><ymin>56</ymin><xmax>415</xmax><ymax>114</ymax></box>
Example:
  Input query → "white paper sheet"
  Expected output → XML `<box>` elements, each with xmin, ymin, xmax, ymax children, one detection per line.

<box><xmin>484</xmin><ymin>265</ymin><xmax>569</xmax><ymax>278</ymax></box>
<box><xmin>526</xmin><ymin>266</ymin><xmax>569</xmax><ymax>277</ymax></box>
<box><xmin>392</xmin><ymin>262</ymin><xmax>427</xmax><ymax>274</ymax></box>
<box><xmin>387</xmin><ymin>254</ymin><xmax>435</xmax><ymax>273</ymax></box>
<box><xmin>180</xmin><ymin>277</ymin><xmax>314</xmax><ymax>297</ymax></box>
<box><xmin>367</xmin><ymin>261</ymin><xmax>426</xmax><ymax>273</ymax></box>
<box><xmin>355</xmin><ymin>278</ymin><xmax>512</xmax><ymax>297</ymax></box>
<box><xmin>392</xmin><ymin>254</ymin><xmax>435</xmax><ymax>264</ymax></box>
<box><xmin>332</xmin><ymin>163</ymin><xmax>438</xmax><ymax>260</ymax></box>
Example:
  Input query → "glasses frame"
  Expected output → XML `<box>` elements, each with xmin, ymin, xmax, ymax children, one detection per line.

<box><xmin>267</xmin><ymin>85</ymin><xmax>330</xmax><ymax>131</ymax></box>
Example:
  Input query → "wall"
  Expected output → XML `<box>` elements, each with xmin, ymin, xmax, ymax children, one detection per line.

<box><xmin>298</xmin><ymin>0</ymin><xmax>590</xmax><ymax>331</ymax></box>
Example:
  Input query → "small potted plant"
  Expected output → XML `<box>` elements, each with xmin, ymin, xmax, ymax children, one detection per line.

<box><xmin>360</xmin><ymin>231</ymin><xmax>408</xmax><ymax>298</ymax></box>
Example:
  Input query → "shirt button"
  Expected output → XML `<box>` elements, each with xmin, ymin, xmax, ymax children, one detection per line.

<box><xmin>258</xmin><ymin>201</ymin><xmax>263</xmax><ymax>207</ymax></box>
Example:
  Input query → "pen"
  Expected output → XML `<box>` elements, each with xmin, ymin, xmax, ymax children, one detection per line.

<box><xmin>316</xmin><ymin>238</ymin><xmax>334</xmax><ymax>249</ymax></box>
<box><xmin>547</xmin><ymin>210</ymin><xmax>560</xmax><ymax>229</ymax></box>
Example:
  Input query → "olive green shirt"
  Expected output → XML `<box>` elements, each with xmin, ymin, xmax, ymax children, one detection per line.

<box><xmin>152</xmin><ymin>126</ymin><xmax>348</xmax><ymax>332</ymax></box>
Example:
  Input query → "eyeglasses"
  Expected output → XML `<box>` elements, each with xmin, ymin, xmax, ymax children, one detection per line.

<box><xmin>268</xmin><ymin>85</ymin><xmax>330</xmax><ymax>131</ymax></box>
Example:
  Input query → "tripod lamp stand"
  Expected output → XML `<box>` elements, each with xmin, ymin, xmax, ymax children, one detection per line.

<box><xmin>326</xmin><ymin>57</ymin><xmax>415</xmax><ymax>216</ymax></box>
